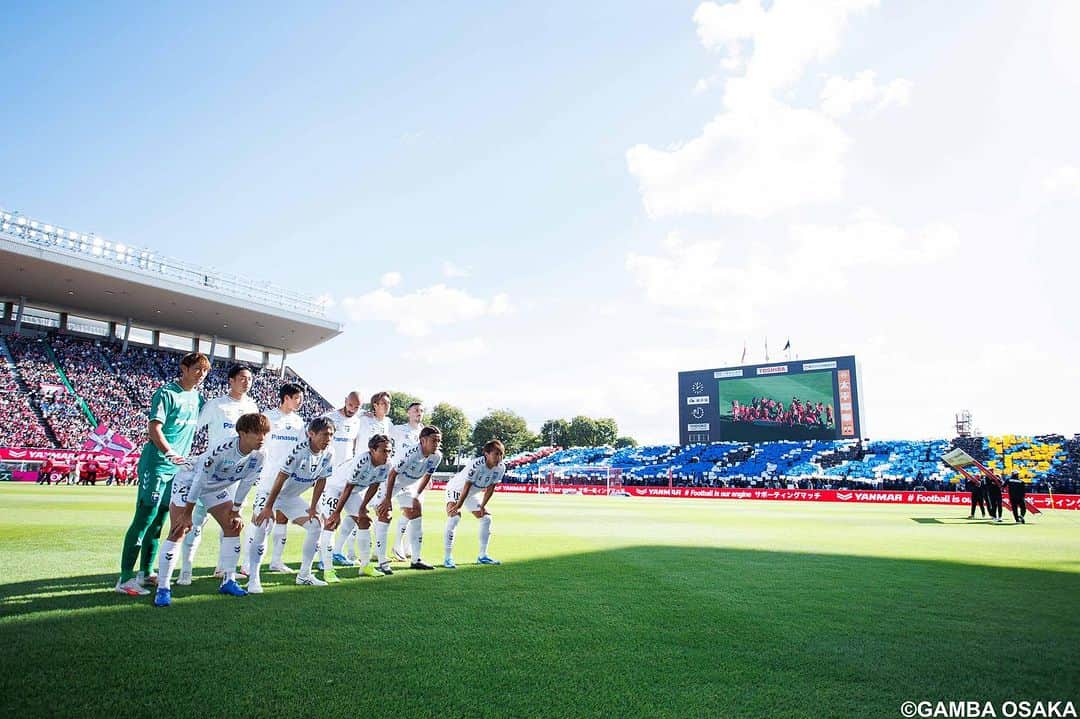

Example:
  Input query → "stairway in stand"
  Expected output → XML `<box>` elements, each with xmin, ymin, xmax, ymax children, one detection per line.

<box><xmin>0</xmin><ymin>333</ymin><xmax>60</xmax><ymax>448</ymax></box>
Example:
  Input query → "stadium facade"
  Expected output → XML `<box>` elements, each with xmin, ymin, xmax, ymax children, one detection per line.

<box><xmin>0</xmin><ymin>208</ymin><xmax>340</xmax><ymax>465</ymax></box>
<box><xmin>0</xmin><ymin>208</ymin><xmax>342</xmax><ymax>364</ymax></box>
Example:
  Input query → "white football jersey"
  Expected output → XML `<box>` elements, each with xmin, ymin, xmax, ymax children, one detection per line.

<box><xmin>393</xmin><ymin>444</ymin><xmax>443</xmax><ymax>483</ymax></box>
<box><xmin>357</xmin><ymin>414</ymin><xmax>392</xmax><ymax>448</ymax></box>
<box><xmin>198</xmin><ymin>394</ymin><xmax>259</xmax><ymax>450</ymax></box>
<box><xmin>449</xmin><ymin>455</ymin><xmax>506</xmax><ymax>491</ymax></box>
<box><xmin>343</xmin><ymin>450</ymin><xmax>391</xmax><ymax>489</ymax></box>
<box><xmin>322</xmin><ymin>409</ymin><xmax>363</xmax><ymax>468</ymax></box>
<box><xmin>391</xmin><ymin>423</ymin><xmax>422</xmax><ymax>454</ymax></box>
<box><xmin>275</xmin><ymin>441</ymin><xmax>335</xmax><ymax>499</ymax></box>
<box><xmin>178</xmin><ymin>438</ymin><xmax>265</xmax><ymax>507</ymax></box>
<box><xmin>257</xmin><ymin>408</ymin><xmax>308</xmax><ymax>491</ymax></box>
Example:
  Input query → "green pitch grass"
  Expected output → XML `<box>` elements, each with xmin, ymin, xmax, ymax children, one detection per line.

<box><xmin>718</xmin><ymin>371</ymin><xmax>835</xmax><ymax>415</ymax></box>
<box><xmin>2</xmin><ymin>485</ymin><xmax>1078</xmax><ymax>719</ymax></box>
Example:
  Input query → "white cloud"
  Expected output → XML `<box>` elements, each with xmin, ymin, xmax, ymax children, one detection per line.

<box><xmin>627</xmin><ymin>94</ymin><xmax>850</xmax><ymax>218</ymax></box>
<box><xmin>1044</xmin><ymin>165</ymin><xmax>1080</xmax><ymax>196</ymax></box>
<box><xmin>694</xmin><ymin>0</ymin><xmax>877</xmax><ymax>94</ymax></box>
<box><xmin>341</xmin><ymin>284</ymin><xmax>512</xmax><ymax>337</ymax></box>
<box><xmin>625</xmin><ymin>214</ymin><xmax>958</xmax><ymax>326</ymax></box>
<box><xmin>380</xmin><ymin>271</ymin><xmax>402</xmax><ymax>288</ymax></box>
<box><xmin>441</xmin><ymin>261</ymin><xmax>471</xmax><ymax>278</ymax></box>
<box><xmin>820</xmin><ymin>70</ymin><xmax>913</xmax><ymax>117</ymax></box>
<box><xmin>403</xmin><ymin>337</ymin><xmax>488</xmax><ymax>365</ymax></box>
<box><xmin>628</xmin><ymin>0</ymin><xmax>880</xmax><ymax>219</ymax></box>
<box><xmin>489</xmin><ymin>293</ymin><xmax>513</xmax><ymax>315</ymax></box>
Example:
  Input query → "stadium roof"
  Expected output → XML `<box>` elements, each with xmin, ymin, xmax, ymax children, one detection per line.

<box><xmin>0</xmin><ymin>210</ymin><xmax>342</xmax><ymax>353</ymax></box>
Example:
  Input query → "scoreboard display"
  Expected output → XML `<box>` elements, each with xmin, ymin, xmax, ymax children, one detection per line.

<box><xmin>678</xmin><ymin>355</ymin><xmax>862</xmax><ymax>445</ymax></box>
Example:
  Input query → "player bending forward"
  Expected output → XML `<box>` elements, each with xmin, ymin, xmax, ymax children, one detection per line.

<box><xmin>377</xmin><ymin>426</ymin><xmax>442</xmax><ymax>570</ymax></box>
<box><xmin>241</xmin><ymin>382</ymin><xmax>308</xmax><ymax>576</ymax></box>
<box><xmin>443</xmin><ymin>439</ymin><xmax>506</xmax><ymax>569</ymax></box>
<box><xmin>153</xmin><ymin>413</ymin><xmax>270</xmax><ymax>607</ymax></box>
<box><xmin>324</xmin><ymin>434</ymin><xmax>393</xmax><ymax>579</ymax></box>
<box><xmin>249</xmin><ymin>416</ymin><xmax>337</xmax><ymax>591</ymax></box>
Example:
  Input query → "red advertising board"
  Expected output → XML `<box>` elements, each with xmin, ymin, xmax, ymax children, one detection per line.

<box><xmin>428</xmin><ymin>482</ymin><xmax>1080</xmax><ymax>510</ymax></box>
<box><xmin>0</xmin><ymin>447</ymin><xmax>137</xmax><ymax>462</ymax></box>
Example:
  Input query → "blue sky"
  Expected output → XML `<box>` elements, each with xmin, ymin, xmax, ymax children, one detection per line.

<box><xmin>4</xmin><ymin>2</ymin><xmax>1080</xmax><ymax>442</ymax></box>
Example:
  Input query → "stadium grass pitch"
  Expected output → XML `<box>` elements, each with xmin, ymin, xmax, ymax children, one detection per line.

<box><xmin>1</xmin><ymin>485</ymin><xmax>1078</xmax><ymax>719</ymax></box>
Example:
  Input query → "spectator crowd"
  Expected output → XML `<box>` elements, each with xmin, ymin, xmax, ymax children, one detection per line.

<box><xmin>1</xmin><ymin>331</ymin><xmax>332</xmax><ymax>453</ymax></box>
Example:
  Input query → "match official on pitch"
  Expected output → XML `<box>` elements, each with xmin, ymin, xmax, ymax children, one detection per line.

<box><xmin>1005</xmin><ymin>472</ymin><xmax>1028</xmax><ymax>524</ymax></box>
<box><xmin>985</xmin><ymin>476</ymin><xmax>1004</xmax><ymax>523</ymax></box>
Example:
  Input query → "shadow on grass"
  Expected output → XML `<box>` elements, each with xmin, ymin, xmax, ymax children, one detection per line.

<box><xmin>908</xmin><ymin>516</ymin><xmax>1025</xmax><ymax>526</ymax></box>
<box><xmin>1</xmin><ymin>547</ymin><xmax>1078</xmax><ymax>719</ymax></box>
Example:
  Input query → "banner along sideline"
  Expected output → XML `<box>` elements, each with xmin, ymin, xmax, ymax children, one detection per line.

<box><xmin>428</xmin><ymin>482</ymin><xmax>1080</xmax><ymax>510</ymax></box>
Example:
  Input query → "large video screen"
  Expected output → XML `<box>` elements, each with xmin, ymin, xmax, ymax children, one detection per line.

<box><xmin>718</xmin><ymin>371</ymin><xmax>837</xmax><ymax>439</ymax></box>
<box><xmin>678</xmin><ymin>356</ymin><xmax>861</xmax><ymax>444</ymax></box>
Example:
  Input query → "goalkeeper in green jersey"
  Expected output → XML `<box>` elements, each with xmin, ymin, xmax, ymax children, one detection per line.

<box><xmin>114</xmin><ymin>352</ymin><xmax>210</xmax><ymax>596</ymax></box>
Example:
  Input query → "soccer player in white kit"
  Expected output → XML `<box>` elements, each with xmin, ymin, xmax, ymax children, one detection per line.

<box><xmin>332</xmin><ymin>391</ymin><xmax>393</xmax><ymax>565</ymax></box>
<box><xmin>242</xmin><ymin>382</ymin><xmax>306</xmax><ymax>575</ymax></box>
<box><xmin>177</xmin><ymin>364</ymin><xmax>259</xmax><ymax>585</ymax></box>
<box><xmin>324</xmin><ymin>434</ymin><xmax>393</xmax><ymax>579</ymax></box>
<box><xmin>250</xmin><ymin>416</ymin><xmax>337</xmax><ymax>590</ymax></box>
<box><xmin>152</xmin><ymin>413</ymin><xmax>270</xmax><ymax>606</ymax></box>
<box><xmin>317</xmin><ymin>391</ymin><xmax>364</xmax><ymax>566</ymax></box>
<box><xmin>377</xmin><ymin>426</ymin><xmax>442</xmax><ymax>570</ymax></box>
<box><xmin>444</xmin><ymin>439</ymin><xmax>506</xmax><ymax>568</ymax></box>
<box><xmin>389</xmin><ymin>402</ymin><xmax>424</xmax><ymax>560</ymax></box>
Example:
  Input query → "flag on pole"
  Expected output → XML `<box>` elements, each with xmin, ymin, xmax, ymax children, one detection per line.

<box><xmin>783</xmin><ymin>338</ymin><xmax>791</xmax><ymax>351</ymax></box>
<box><xmin>764</xmin><ymin>337</ymin><xmax>769</xmax><ymax>361</ymax></box>
<box><xmin>740</xmin><ymin>341</ymin><xmax>747</xmax><ymax>364</ymax></box>
<box><xmin>82</xmin><ymin>425</ymin><xmax>136</xmax><ymax>458</ymax></box>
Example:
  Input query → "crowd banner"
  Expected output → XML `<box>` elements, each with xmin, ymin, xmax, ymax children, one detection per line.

<box><xmin>428</xmin><ymin>482</ymin><xmax>1080</xmax><ymax>510</ymax></box>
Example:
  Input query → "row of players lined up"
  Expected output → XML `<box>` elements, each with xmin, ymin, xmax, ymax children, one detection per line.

<box><xmin>114</xmin><ymin>352</ymin><xmax>507</xmax><ymax>606</ymax></box>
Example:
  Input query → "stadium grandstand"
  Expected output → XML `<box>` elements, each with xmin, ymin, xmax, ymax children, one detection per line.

<box><xmin>0</xmin><ymin>208</ymin><xmax>339</xmax><ymax>462</ymax></box>
<box><xmin>502</xmin><ymin>435</ymin><xmax>1080</xmax><ymax>495</ymax></box>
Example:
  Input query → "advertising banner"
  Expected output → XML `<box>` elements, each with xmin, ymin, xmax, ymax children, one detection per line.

<box><xmin>429</xmin><ymin>482</ymin><xmax>1079</xmax><ymax>509</ymax></box>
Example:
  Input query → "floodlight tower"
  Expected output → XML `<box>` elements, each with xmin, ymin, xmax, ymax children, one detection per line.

<box><xmin>954</xmin><ymin>410</ymin><xmax>973</xmax><ymax>437</ymax></box>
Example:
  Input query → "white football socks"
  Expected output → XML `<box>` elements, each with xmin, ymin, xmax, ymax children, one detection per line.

<box><xmin>374</xmin><ymin>520</ymin><xmax>390</xmax><ymax>564</ymax></box>
<box><xmin>334</xmin><ymin>515</ymin><xmax>357</xmax><ymax>555</ymax></box>
<box><xmin>218</xmin><ymin>537</ymin><xmax>241</xmax><ymax>583</ymax></box>
<box><xmin>157</xmin><ymin>540</ymin><xmax>179</xmax><ymax>590</ymax></box>
<box><xmin>356</xmin><ymin>524</ymin><xmax>372</xmax><ymax>568</ymax></box>
<box><xmin>300</xmin><ymin>520</ymin><xmax>320</xmax><ymax>576</ymax></box>
<box><xmin>408</xmin><ymin>517</ymin><xmax>423</xmax><ymax>561</ymax></box>
<box><xmin>248</xmin><ymin>522</ymin><xmax>268</xmax><ymax>583</ymax></box>
<box><xmin>319</xmin><ymin>530</ymin><xmax>335</xmax><ymax>573</ymax></box>
<box><xmin>180</xmin><ymin>515</ymin><xmax>205</xmax><ymax>574</ymax></box>
<box><xmin>478</xmin><ymin>515</ymin><xmax>492</xmax><ymax>557</ymax></box>
<box><xmin>347</xmin><ymin>526</ymin><xmax>361</xmax><ymax>561</ymax></box>
<box><xmin>239</xmin><ymin>523</ymin><xmax>252</xmax><ymax>571</ymax></box>
<box><xmin>393</xmin><ymin>515</ymin><xmax>410</xmax><ymax>554</ymax></box>
<box><xmin>270</xmin><ymin>523</ymin><xmax>288</xmax><ymax>565</ymax></box>
<box><xmin>444</xmin><ymin>514</ymin><xmax>461</xmax><ymax>561</ymax></box>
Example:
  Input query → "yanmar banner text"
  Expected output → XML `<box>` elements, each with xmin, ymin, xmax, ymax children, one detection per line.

<box><xmin>428</xmin><ymin>482</ymin><xmax>1080</xmax><ymax>510</ymax></box>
